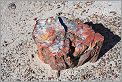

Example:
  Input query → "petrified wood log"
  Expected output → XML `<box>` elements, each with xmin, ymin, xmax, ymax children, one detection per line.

<box><xmin>32</xmin><ymin>16</ymin><xmax>104</xmax><ymax>71</ymax></box>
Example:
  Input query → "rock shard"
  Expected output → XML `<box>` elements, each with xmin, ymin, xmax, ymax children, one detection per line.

<box><xmin>32</xmin><ymin>16</ymin><xmax>104</xmax><ymax>71</ymax></box>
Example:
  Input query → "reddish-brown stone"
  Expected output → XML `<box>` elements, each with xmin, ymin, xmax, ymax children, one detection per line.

<box><xmin>32</xmin><ymin>16</ymin><xmax>104</xmax><ymax>71</ymax></box>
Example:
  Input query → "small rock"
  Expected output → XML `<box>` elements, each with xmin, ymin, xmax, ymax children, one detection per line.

<box><xmin>8</xmin><ymin>3</ymin><xmax>16</xmax><ymax>10</ymax></box>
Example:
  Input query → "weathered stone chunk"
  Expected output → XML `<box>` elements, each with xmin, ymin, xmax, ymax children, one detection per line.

<box><xmin>32</xmin><ymin>16</ymin><xmax>104</xmax><ymax>71</ymax></box>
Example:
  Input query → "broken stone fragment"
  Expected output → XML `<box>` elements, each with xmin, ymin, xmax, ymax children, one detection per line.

<box><xmin>32</xmin><ymin>16</ymin><xmax>104</xmax><ymax>71</ymax></box>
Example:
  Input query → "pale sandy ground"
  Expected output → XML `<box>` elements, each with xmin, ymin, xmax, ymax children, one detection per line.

<box><xmin>1</xmin><ymin>1</ymin><xmax>121</xmax><ymax>81</ymax></box>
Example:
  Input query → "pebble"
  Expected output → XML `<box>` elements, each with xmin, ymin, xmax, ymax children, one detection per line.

<box><xmin>8</xmin><ymin>2</ymin><xmax>16</xmax><ymax>10</ymax></box>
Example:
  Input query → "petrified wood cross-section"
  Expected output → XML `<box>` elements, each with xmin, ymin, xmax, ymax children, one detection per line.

<box><xmin>32</xmin><ymin>16</ymin><xmax>104</xmax><ymax>71</ymax></box>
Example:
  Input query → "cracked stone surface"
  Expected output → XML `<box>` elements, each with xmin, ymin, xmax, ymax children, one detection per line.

<box><xmin>32</xmin><ymin>16</ymin><xmax>104</xmax><ymax>71</ymax></box>
<box><xmin>1</xmin><ymin>0</ymin><xmax>121</xmax><ymax>81</ymax></box>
